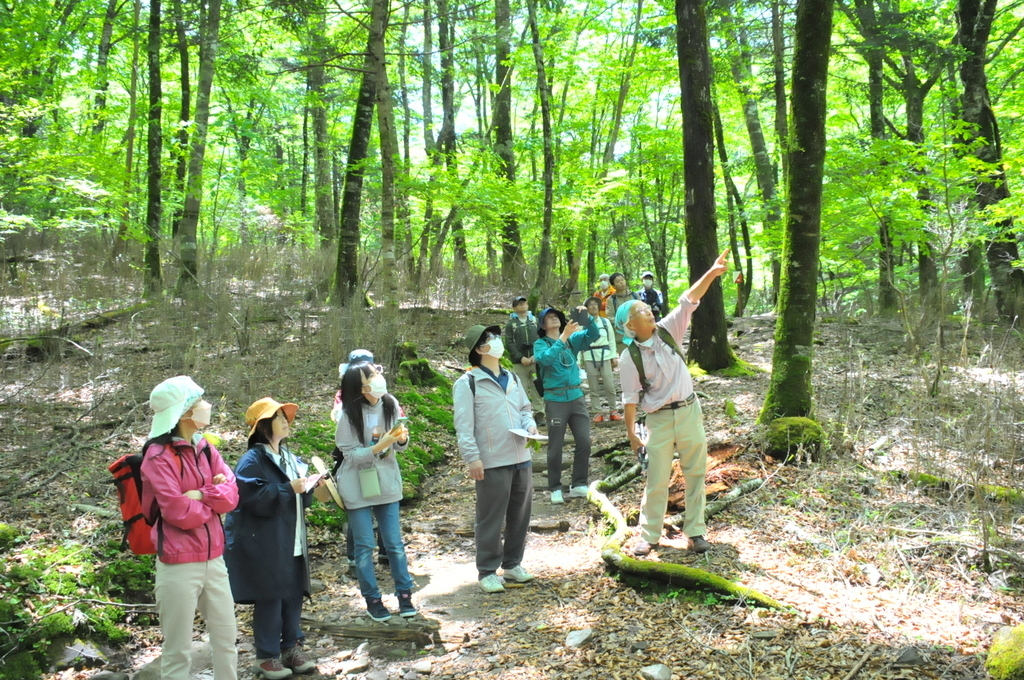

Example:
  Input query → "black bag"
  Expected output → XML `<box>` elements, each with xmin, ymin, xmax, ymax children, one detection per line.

<box><xmin>533</xmin><ymin>363</ymin><xmax>545</xmax><ymax>397</ymax></box>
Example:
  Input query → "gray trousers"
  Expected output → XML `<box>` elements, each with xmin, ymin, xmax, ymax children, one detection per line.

<box><xmin>545</xmin><ymin>397</ymin><xmax>591</xmax><ymax>490</ymax></box>
<box><xmin>511</xmin><ymin>362</ymin><xmax>545</xmax><ymax>414</ymax></box>
<box><xmin>583</xmin><ymin>359</ymin><xmax>618</xmax><ymax>412</ymax></box>
<box><xmin>475</xmin><ymin>465</ymin><xmax>533</xmax><ymax>578</ymax></box>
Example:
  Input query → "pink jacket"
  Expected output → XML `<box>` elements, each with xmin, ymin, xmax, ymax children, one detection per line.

<box><xmin>140</xmin><ymin>437</ymin><xmax>239</xmax><ymax>564</ymax></box>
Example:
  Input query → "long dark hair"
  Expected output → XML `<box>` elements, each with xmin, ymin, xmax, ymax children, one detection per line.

<box><xmin>140</xmin><ymin>425</ymin><xmax>181</xmax><ymax>456</ymax></box>
<box><xmin>247</xmin><ymin>415</ymin><xmax>278</xmax><ymax>450</ymax></box>
<box><xmin>340</xmin><ymin>361</ymin><xmax>398</xmax><ymax>445</ymax></box>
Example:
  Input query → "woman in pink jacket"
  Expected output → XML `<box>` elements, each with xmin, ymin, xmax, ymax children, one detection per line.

<box><xmin>140</xmin><ymin>376</ymin><xmax>240</xmax><ymax>680</ymax></box>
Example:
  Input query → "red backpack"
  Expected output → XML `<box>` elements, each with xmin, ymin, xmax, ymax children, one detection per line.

<box><xmin>108</xmin><ymin>442</ymin><xmax>210</xmax><ymax>555</ymax></box>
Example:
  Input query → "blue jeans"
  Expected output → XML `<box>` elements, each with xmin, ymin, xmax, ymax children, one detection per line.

<box><xmin>348</xmin><ymin>502</ymin><xmax>414</xmax><ymax>598</ymax></box>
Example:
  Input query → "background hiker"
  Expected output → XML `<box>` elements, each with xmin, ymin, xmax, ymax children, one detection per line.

<box><xmin>503</xmin><ymin>295</ymin><xmax>545</xmax><ymax>426</ymax></box>
<box><xmin>454</xmin><ymin>324</ymin><xmax>539</xmax><ymax>594</ymax></box>
<box><xmin>140</xmin><ymin>376</ymin><xmax>239</xmax><ymax>680</ymax></box>
<box><xmin>616</xmin><ymin>250</ymin><xmax>729</xmax><ymax>557</ymax></box>
<box><xmin>580</xmin><ymin>296</ymin><xmax>620</xmax><ymax>423</ymax></box>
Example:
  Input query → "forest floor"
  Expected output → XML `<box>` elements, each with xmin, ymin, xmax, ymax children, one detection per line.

<box><xmin>2</xmin><ymin>293</ymin><xmax>1024</xmax><ymax>680</ymax></box>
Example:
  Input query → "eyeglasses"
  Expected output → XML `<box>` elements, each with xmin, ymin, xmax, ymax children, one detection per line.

<box><xmin>628</xmin><ymin>304</ymin><xmax>651</xmax><ymax>319</ymax></box>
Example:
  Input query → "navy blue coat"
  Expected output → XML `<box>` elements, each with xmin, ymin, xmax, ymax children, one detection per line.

<box><xmin>224</xmin><ymin>444</ymin><xmax>313</xmax><ymax>604</ymax></box>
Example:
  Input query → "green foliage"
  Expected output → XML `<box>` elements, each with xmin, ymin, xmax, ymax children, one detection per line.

<box><xmin>0</xmin><ymin>524</ymin><xmax>22</xmax><ymax>552</ymax></box>
<box><xmin>715</xmin><ymin>358</ymin><xmax>762</xmax><ymax>377</ymax></box>
<box><xmin>306</xmin><ymin>504</ymin><xmax>347</xmax><ymax>530</ymax></box>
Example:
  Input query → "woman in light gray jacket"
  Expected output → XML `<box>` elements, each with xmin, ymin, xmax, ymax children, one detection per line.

<box><xmin>335</xmin><ymin>361</ymin><xmax>415</xmax><ymax>622</ymax></box>
<box><xmin>453</xmin><ymin>324</ymin><xmax>539</xmax><ymax>594</ymax></box>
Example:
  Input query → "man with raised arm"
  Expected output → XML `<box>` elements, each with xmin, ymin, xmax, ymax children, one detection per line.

<box><xmin>615</xmin><ymin>250</ymin><xmax>729</xmax><ymax>556</ymax></box>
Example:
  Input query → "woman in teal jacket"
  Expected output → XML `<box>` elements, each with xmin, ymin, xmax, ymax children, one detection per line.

<box><xmin>533</xmin><ymin>306</ymin><xmax>599</xmax><ymax>504</ymax></box>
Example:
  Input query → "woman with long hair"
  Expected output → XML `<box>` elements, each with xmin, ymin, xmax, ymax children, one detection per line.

<box><xmin>225</xmin><ymin>398</ymin><xmax>321</xmax><ymax>679</ymax></box>
<box><xmin>334</xmin><ymin>362</ymin><xmax>416</xmax><ymax>622</ymax></box>
<box><xmin>139</xmin><ymin>376</ymin><xmax>239</xmax><ymax>680</ymax></box>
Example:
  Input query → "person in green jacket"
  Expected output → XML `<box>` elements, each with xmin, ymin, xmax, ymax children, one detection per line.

<box><xmin>533</xmin><ymin>306</ymin><xmax>599</xmax><ymax>504</ymax></box>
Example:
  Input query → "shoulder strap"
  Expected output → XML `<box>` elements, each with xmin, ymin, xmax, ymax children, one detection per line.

<box><xmin>656</xmin><ymin>326</ymin><xmax>686</xmax><ymax>362</ymax></box>
<box><xmin>627</xmin><ymin>342</ymin><xmax>651</xmax><ymax>404</ymax></box>
<box><xmin>468</xmin><ymin>373</ymin><xmax>476</xmax><ymax>397</ymax></box>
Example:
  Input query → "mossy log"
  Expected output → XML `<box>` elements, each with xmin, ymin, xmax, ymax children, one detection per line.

<box><xmin>594</xmin><ymin>462</ymin><xmax>642</xmax><ymax>493</ymax></box>
<box><xmin>900</xmin><ymin>471</ymin><xmax>1024</xmax><ymax>504</ymax></box>
<box><xmin>396</xmin><ymin>359</ymin><xmax>451</xmax><ymax>388</ymax></box>
<box><xmin>0</xmin><ymin>301</ymin><xmax>153</xmax><ymax>358</ymax></box>
<box><xmin>589</xmin><ymin>481</ymin><xmax>782</xmax><ymax>609</ymax></box>
<box><xmin>986</xmin><ymin>625</ymin><xmax>1024</xmax><ymax>680</ymax></box>
<box><xmin>665</xmin><ymin>478</ymin><xmax>765</xmax><ymax>526</ymax></box>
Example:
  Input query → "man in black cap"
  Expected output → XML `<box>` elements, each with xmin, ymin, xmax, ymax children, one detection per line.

<box><xmin>637</xmin><ymin>271</ymin><xmax>664</xmax><ymax>321</ymax></box>
<box><xmin>503</xmin><ymin>296</ymin><xmax>545</xmax><ymax>425</ymax></box>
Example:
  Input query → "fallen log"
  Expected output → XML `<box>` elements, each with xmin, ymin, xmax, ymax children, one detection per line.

<box><xmin>0</xmin><ymin>301</ymin><xmax>153</xmax><ymax>358</ymax></box>
<box><xmin>594</xmin><ymin>462</ymin><xmax>642</xmax><ymax>494</ymax></box>
<box><xmin>666</xmin><ymin>478</ymin><xmax>765</xmax><ymax>527</ymax></box>
<box><xmin>301</xmin><ymin>616</ymin><xmax>439</xmax><ymax>646</ymax></box>
<box><xmin>589</xmin><ymin>480</ymin><xmax>783</xmax><ymax>609</ymax></box>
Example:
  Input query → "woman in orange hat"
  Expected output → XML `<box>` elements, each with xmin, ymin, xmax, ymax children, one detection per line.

<box><xmin>225</xmin><ymin>398</ymin><xmax>321</xmax><ymax>679</ymax></box>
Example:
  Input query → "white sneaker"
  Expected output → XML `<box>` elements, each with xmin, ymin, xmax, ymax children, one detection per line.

<box><xmin>550</xmin><ymin>489</ymin><xmax>564</xmax><ymax>504</ymax></box>
<box><xmin>503</xmin><ymin>565</ymin><xmax>535</xmax><ymax>583</ymax></box>
<box><xmin>569</xmin><ymin>485</ymin><xmax>589</xmax><ymax>498</ymax></box>
<box><xmin>479</xmin><ymin>574</ymin><xmax>506</xmax><ymax>593</ymax></box>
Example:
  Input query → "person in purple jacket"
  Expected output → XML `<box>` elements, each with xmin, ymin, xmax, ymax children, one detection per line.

<box><xmin>140</xmin><ymin>376</ymin><xmax>240</xmax><ymax>680</ymax></box>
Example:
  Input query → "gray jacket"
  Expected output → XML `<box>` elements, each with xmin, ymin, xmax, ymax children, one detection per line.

<box><xmin>334</xmin><ymin>398</ymin><xmax>409</xmax><ymax>510</ymax></box>
<box><xmin>453</xmin><ymin>367</ymin><xmax>536</xmax><ymax>469</ymax></box>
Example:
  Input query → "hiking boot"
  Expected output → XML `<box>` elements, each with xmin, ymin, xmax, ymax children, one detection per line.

<box><xmin>631</xmin><ymin>539</ymin><xmax>658</xmax><ymax>557</ymax></box>
<box><xmin>365</xmin><ymin>596</ymin><xmax>392</xmax><ymax>622</ymax></box>
<box><xmin>569</xmin><ymin>485</ymin><xmax>589</xmax><ymax>499</ymax></box>
<box><xmin>609</xmin><ymin>411</ymin><xmax>623</xmax><ymax>421</ymax></box>
<box><xmin>254</xmin><ymin>658</ymin><xmax>293</xmax><ymax>679</ymax></box>
<box><xmin>550</xmin><ymin>489</ymin><xmax>564</xmax><ymax>504</ymax></box>
<box><xmin>397</xmin><ymin>591</ymin><xmax>417</xmax><ymax>618</ymax></box>
<box><xmin>688</xmin><ymin>535</ymin><xmax>712</xmax><ymax>553</ymax></box>
<box><xmin>592</xmin><ymin>413</ymin><xmax>605</xmax><ymax>423</ymax></box>
<box><xmin>479</xmin><ymin>574</ymin><xmax>506</xmax><ymax>593</ymax></box>
<box><xmin>502</xmin><ymin>565</ymin><xmax>535</xmax><ymax>583</ymax></box>
<box><xmin>281</xmin><ymin>647</ymin><xmax>315</xmax><ymax>675</ymax></box>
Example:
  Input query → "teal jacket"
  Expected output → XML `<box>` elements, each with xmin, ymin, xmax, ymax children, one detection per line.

<box><xmin>533</xmin><ymin>316</ymin><xmax>600</xmax><ymax>402</ymax></box>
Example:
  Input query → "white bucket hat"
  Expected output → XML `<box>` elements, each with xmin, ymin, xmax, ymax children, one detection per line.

<box><xmin>148</xmin><ymin>376</ymin><xmax>205</xmax><ymax>438</ymax></box>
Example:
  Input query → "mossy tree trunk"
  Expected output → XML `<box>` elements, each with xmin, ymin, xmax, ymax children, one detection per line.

<box><xmin>759</xmin><ymin>0</ymin><xmax>834</xmax><ymax>422</ymax></box>
<box><xmin>676</xmin><ymin>0</ymin><xmax>733</xmax><ymax>371</ymax></box>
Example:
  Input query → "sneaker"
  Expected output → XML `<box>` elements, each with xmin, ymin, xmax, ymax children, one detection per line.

<box><xmin>502</xmin><ymin>565</ymin><xmax>535</xmax><ymax>583</ymax></box>
<box><xmin>688</xmin><ymin>535</ymin><xmax>712</xmax><ymax>553</ymax></box>
<box><xmin>609</xmin><ymin>411</ymin><xmax>623</xmax><ymax>421</ymax></box>
<box><xmin>479</xmin><ymin>573</ymin><xmax>506</xmax><ymax>593</ymax></box>
<box><xmin>254</xmin><ymin>658</ymin><xmax>293</xmax><ymax>679</ymax></box>
<box><xmin>396</xmin><ymin>591</ymin><xmax>417</xmax><ymax>617</ymax></box>
<box><xmin>281</xmin><ymin>647</ymin><xmax>315</xmax><ymax>675</ymax></box>
<box><xmin>550</xmin><ymin>489</ymin><xmax>564</xmax><ymax>504</ymax></box>
<box><xmin>592</xmin><ymin>413</ymin><xmax>605</xmax><ymax>423</ymax></box>
<box><xmin>569</xmin><ymin>485</ymin><xmax>589</xmax><ymax>499</ymax></box>
<box><xmin>364</xmin><ymin>595</ymin><xmax>392</xmax><ymax>622</ymax></box>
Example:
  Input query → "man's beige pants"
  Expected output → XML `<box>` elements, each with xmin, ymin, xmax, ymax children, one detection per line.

<box><xmin>154</xmin><ymin>556</ymin><xmax>238</xmax><ymax>680</ymax></box>
<box><xmin>640</xmin><ymin>401</ymin><xmax>707</xmax><ymax>544</ymax></box>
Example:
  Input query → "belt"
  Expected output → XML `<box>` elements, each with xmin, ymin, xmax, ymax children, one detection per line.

<box><xmin>652</xmin><ymin>393</ymin><xmax>697</xmax><ymax>412</ymax></box>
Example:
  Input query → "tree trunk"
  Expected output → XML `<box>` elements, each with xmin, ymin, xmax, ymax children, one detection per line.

<box><xmin>494</xmin><ymin>0</ymin><xmax>524</xmax><ymax>280</ymax></box>
<box><xmin>759</xmin><ymin>0</ymin><xmax>834</xmax><ymax>422</ymax></box>
<box><xmin>372</xmin><ymin>0</ymin><xmax>399</xmax><ymax>306</ymax></box>
<box><xmin>527</xmin><ymin>0</ymin><xmax>554</xmax><ymax>305</ymax></box>
<box><xmin>770</xmin><ymin>0</ymin><xmax>788</xmax><ymax>301</ymax></box>
<box><xmin>416</xmin><ymin>0</ymin><xmax>437</xmax><ymax>283</ymax></box>
<box><xmin>92</xmin><ymin>0</ymin><xmax>121</xmax><ymax>136</ymax></box>
<box><xmin>112</xmin><ymin>0</ymin><xmax>142</xmax><ymax>260</ymax></box>
<box><xmin>713</xmin><ymin>104</ymin><xmax>753</xmax><ymax>317</ymax></box>
<box><xmin>309</xmin><ymin>11</ymin><xmax>335</xmax><ymax>247</ymax></box>
<box><xmin>335</xmin><ymin>0</ymin><xmax>383</xmax><ymax>302</ymax></box>
<box><xmin>170</xmin><ymin>0</ymin><xmax>190</xmax><ymax>241</ymax></box>
<box><xmin>144</xmin><ymin>0</ymin><xmax>163</xmax><ymax>295</ymax></box>
<box><xmin>676</xmin><ymin>0</ymin><xmax>731</xmax><ymax>370</ymax></box>
<box><xmin>397</xmin><ymin>0</ymin><xmax>413</xmax><ymax>275</ymax></box>
<box><xmin>726</xmin><ymin>9</ymin><xmax>780</xmax><ymax>307</ymax></box>
<box><xmin>437</xmin><ymin>0</ymin><xmax>467</xmax><ymax>267</ymax></box>
<box><xmin>175</xmin><ymin>0</ymin><xmax>221</xmax><ymax>291</ymax></box>
<box><xmin>956</xmin><ymin>0</ymin><xmax>1024</xmax><ymax>320</ymax></box>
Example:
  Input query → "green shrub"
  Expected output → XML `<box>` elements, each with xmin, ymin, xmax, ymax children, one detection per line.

<box><xmin>0</xmin><ymin>523</ymin><xmax>21</xmax><ymax>552</ymax></box>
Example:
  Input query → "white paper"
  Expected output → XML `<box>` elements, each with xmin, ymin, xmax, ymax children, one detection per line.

<box><xmin>302</xmin><ymin>473</ymin><xmax>325</xmax><ymax>492</ymax></box>
<box><xmin>509</xmin><ymin>428</ymin><xmax>548</xmax><ymax>441</ymax></box>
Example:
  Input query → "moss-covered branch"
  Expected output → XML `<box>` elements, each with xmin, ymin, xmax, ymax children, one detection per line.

<box><xmin>666</xmin><ymin>478</ymin><xmax>765</xmax><ymax>526</ymax></box>
<box><xmin>589</xmin><ymin>480</ymin><xmax>783</xmax><ymax>609</ymax></box>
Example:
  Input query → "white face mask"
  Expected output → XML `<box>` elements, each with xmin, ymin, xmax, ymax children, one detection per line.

<box><xmin>484</xmin><ymin>337</ymin><xmax>505</xmax><ymax>358</ymax></box>
<box><xmin>188</xmin><ymin>400</ymin><xmax>212</xmax><ymax>429</ymax></box>
<box><xmin>599</xmin><ymin>281</ymin><xmax>610</xmax><ymax>290</ymax></box>
<box><xmin>367</xmin><ymin>375</ymin><xmax>388</xmax><ymax>399</ymax></box>
<box><xmin>643</xmin><ymin>279</ymin><xmax>654</xmax><ymax>289</ymax></box>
